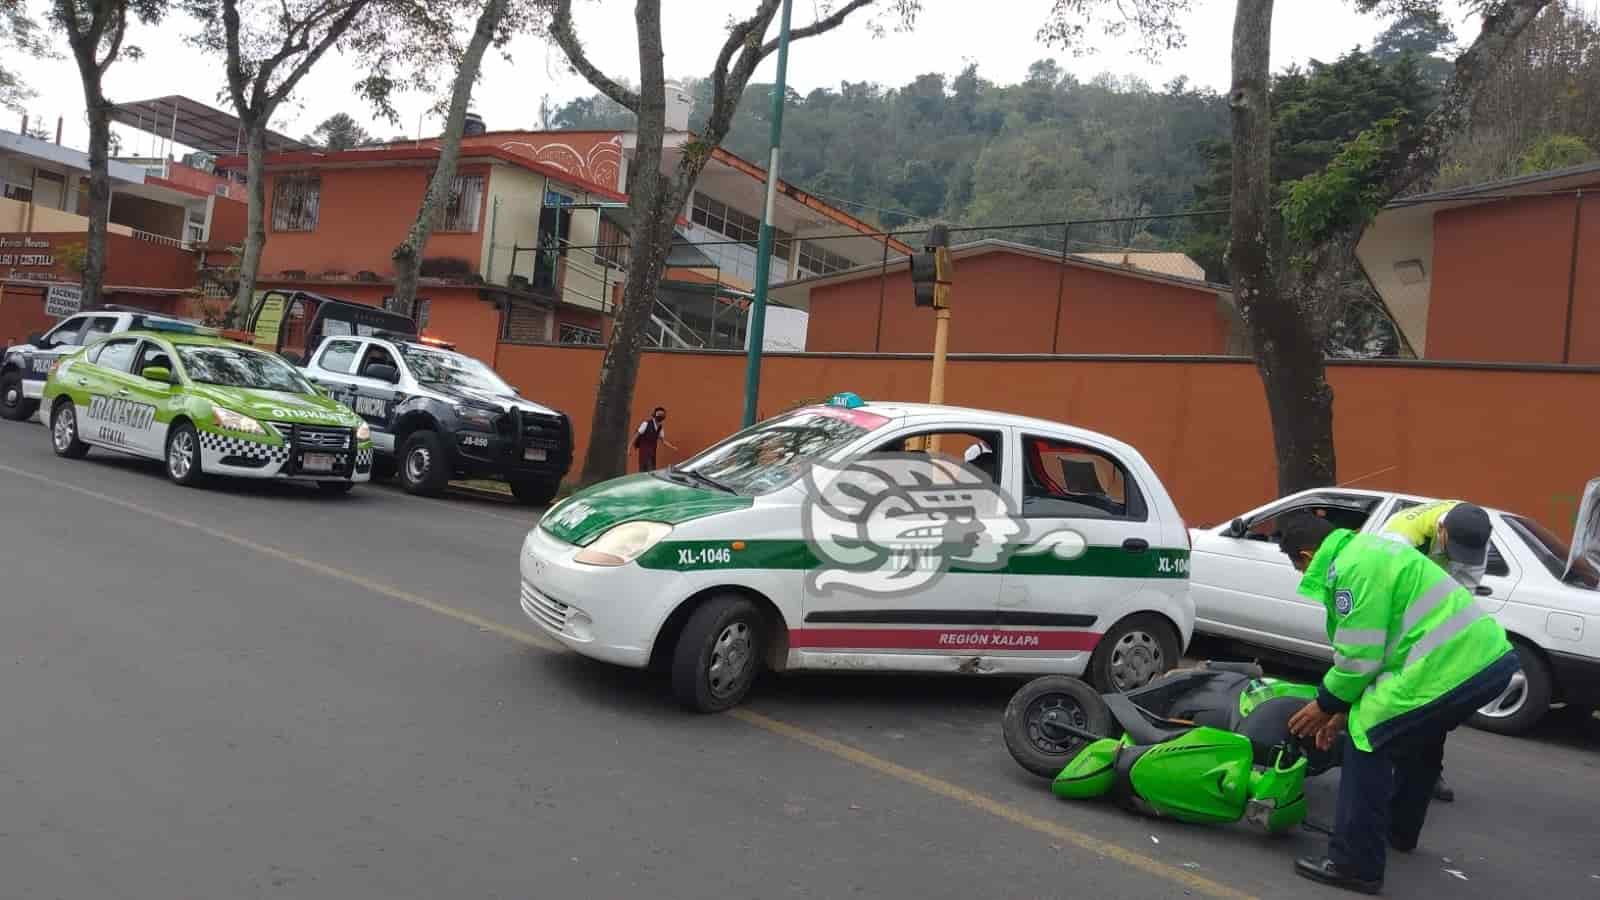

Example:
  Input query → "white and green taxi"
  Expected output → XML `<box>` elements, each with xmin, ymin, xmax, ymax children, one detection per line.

<box><xmin>521</xmin><ymin>394</ymin><xmax>1195</xmax><ymax>712</ymax></box>
<box><xmin>41</xmin><ymin>326</ymin><xmax>374</xmax><ymax>492</ymax></box>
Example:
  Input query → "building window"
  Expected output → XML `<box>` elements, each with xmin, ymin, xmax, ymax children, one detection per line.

<box><xmin>797</xmin><ymin>241</ymin><xmax>854</xmax><ymax>276</ymax></box>
<box><xmin>433</xmin><ymin>173</ymin><xmax>485</xmax><ymax>232</ymax></box>
<box><xmin>595</xmin><ymin>216</ymin><xmax>629</xmax><ymax>269</ymax></box>
<box><xmin>271</xmin><ymin>173</ymin><xmax>321</xmax><ymax>231</ymax></box>
<box><xmin>559</xmin><ymin>323</ymin><xmax>602</xmax><ymax>345</ymax></box>
<box><xmin>691</xmin><ymin>191</ymin><xmax>765</xmax><ymax>247</ymax></box>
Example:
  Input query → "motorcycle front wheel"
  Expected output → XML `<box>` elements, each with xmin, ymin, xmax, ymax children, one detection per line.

<box><xmin>1002</xmin><ymin>675</ymin><xmax>1116</xmax><ymax>779</ymax></box>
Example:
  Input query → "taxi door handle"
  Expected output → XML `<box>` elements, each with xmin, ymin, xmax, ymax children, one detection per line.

<box><xmin>1122</xmin><ymin>538</ymin><xmax>1150</xmax><ymax>553</ymax></box>
<box><xmin>75</xmin><ymin>378</ymin><xmax>87</xmax><ymax>386</ymax></box>
<box><xmin>116</xmin><ymin>389</ymin><xmax>130</xmax><ymax>397</ymax></box>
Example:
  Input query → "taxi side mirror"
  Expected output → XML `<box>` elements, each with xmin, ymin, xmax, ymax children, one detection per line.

<box><xmin>141</xmin><ymin>365</ymin><xmax>174</xmax><ymax>385</ymax></box>
<box><xmin>1225</xmin><ymin>517</ymin><xmax>1247</xmax><ymax>538</ymax></box>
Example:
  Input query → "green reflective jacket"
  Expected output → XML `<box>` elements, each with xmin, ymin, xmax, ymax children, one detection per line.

<box><xmin>1298</xmin><ymin>529</ymin><xmax>1513</xmax><ymax>751</ymax></box>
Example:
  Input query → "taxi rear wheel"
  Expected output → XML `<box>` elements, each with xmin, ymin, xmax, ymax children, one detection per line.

<box><xmin>165</xmin><ymin>423</ymin><xmax>205</xmax><ymax>487</ymax></box>
<box><xmin>50</xmin><ymin>400</ymin><xmax>89</xmax><ymax>459</ymax></box>
<box><xmin>1</xmin><ymin>371</ymin><xmax>37</xmax><ymax>421</ymax></box>
<box><xmin>1088</xmin><ymin>614</ymin><xmax>1180</xmax><ymax>694</ymax></box>
<box><xmin>671</xmin><ymin>595</ymin><xmax>764</xmax><ymax>712</ymax></box>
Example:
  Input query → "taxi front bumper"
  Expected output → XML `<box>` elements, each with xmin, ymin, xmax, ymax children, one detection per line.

<box><xmin>518</xmin><ymin>525</ymin><xmax>678</xmax><ymax>668</ymax></box>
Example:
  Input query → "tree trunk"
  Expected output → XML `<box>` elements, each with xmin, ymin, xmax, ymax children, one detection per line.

<box><xmin>81</xmin><ymin>85</ymin><xmax>110</xmax><ymax>309</ymax></box>
<box><xmin>232</xmin><ymin>125</ymin><xmax>269</xmax><ymax>318</ymax></box>
<box><xmin>392</xmin><ymin>0</ymin><xmax>506</xmax><ymax>308</ymax></box>
<box><xmin>578</xmin><ymin>0</ymin><xmax>671</xmax><ymax>484</ymax></box>
<box><xmin>1229</xmin><ymin>0</ymin><xmax>1338</xmax><ymax>495</ymax></box>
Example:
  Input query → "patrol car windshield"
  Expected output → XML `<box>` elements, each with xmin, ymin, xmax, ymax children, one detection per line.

<box><xmin>176</xmin><ymin>345</ymin><xmax>315</xmax><ymax>394</ymax></box>
<box><xmin>669</xmin><ymin>406</ymin><xmax>890</xmax><ymax>495</ymax></box>
<box><xmin>400</xmin><ymin>346</ymin><xmax>513</xmax><ymax>394</ymax></box>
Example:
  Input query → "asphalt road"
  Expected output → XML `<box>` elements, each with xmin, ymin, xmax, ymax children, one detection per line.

<box><xmin>1</xmin><ymin>420</ymin><xmax>1596</xmax><ymax>900</ymax></box>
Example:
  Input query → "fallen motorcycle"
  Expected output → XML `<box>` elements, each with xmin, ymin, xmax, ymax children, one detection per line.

<box><xmin>1002</xmin><ymin>661</ymin><xmax>1340</xmax><ymax>834</ymax></box>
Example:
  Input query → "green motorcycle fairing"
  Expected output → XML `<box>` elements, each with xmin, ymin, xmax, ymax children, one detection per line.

<box><xmin>1126</xmin><ymin>727</ymin><xmax>1254</xmax><ymax>825</ymax></box>
<box><xmin>1245</xmin><ymin>747</ymin><xmax>1310</xmax><ymax>835</ymax></box>
<box><xmin>1237</xmin><ymin>677</ymin><xmax>1319</xmax><ymax>720</ymax></box>
<box><xmin>1052</xmin><ymin>737</ymin><xmax>1127</xmax><ymax>800</ymax></box>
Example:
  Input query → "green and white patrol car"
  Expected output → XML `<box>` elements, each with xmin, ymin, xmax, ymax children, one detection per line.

<box><xmin>520</xmin><ymin>394</ymin><xmax>1195</xmax><ymax>712</ymax></box>
<box><xmin>41</xmin><ymin>326</ymin><xmax>374</xmax><ymax>492</ymax></box>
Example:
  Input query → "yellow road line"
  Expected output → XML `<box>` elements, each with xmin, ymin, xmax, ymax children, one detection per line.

<box><xmin>730</xmin><ymin>708</ymin><xmax>1256</xmax><ymax>899</ymax></box>
<box><xmin>3</xmin><ymin>460</ymin><xmax>1255</xmax><ymax>899</ymax></box>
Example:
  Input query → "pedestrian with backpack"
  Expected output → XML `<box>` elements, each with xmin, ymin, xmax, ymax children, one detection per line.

<box><xmin>634</xmin><ymin>406</ymin><xmax>677</xmax><ymax>471</ymax></box>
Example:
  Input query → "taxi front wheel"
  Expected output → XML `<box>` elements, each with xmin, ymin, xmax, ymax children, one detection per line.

<box><xmin>165</xmin><ymin>423</ymin><xmax>205</xmax><ymax>487</ymax></box>
<box><xmin>671</xmin><ymin>595</ymin><xmax>764</xmax><ymax>713</ymax></box>
<box><xmin>1087</xmin><ymin>614</ymin><xmax>1180</xmax><ymax>694</ymax></box>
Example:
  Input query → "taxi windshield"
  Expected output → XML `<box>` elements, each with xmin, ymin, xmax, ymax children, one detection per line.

<box><xmin>667</xmin><ymin>406</ymin><xmax>890</xmax><ymax>495</ymax></box>
<box><xmin>177</xmin><ymin>345</ymin><xmax>314</xmax><ymax>394</ymax></box>
<box><xmin>400</xmin><ymin>345</ymin><xmax>513</xmax><ymax>394</ymax></box>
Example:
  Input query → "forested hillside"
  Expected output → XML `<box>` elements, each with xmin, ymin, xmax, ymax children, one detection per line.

<box><xmin>546</xmin><ymin>4</ymin><xmax>1600</xmax><ymax>286</ymax></box>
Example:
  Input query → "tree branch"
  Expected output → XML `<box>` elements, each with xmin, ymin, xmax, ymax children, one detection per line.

<box><xmin>759</xmin><ymin>0</ymin><xmax>874</xmax><ymax>54</ymax></box>
<box><xmin>270</xmin><ymin>0</ymin><xmax>369</xmax><ymax>106</ymax></box>
<box><xmin>710</xmin><ymin>0</ymin><xmax>779</xmax><ymax>128</ymax></box>
<box><xmin>550</xmin><ymin>0</ymin><xmax>640</xmax><ymax>112</ymax></box>
<box><xmin>97</xmin><ymin>5</ymin><xmax>129</xmax><ymax>76</ymax></box>
<box><xmin>220</xmin><ymin>0</ymin><xmax>253</xmax><ymax>116</ymax></box>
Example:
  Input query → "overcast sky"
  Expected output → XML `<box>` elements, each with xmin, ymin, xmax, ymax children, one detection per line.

<box><xmin>11</xmin><ymin>0</ymin><xmax>1482</xmax><ymax>159</ymax></box>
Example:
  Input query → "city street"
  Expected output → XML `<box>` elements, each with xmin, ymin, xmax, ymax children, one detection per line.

<box><xmin>1</xmin><ymin>421</ymin><xmax>1596</xmax><ymax>900</ymax></box>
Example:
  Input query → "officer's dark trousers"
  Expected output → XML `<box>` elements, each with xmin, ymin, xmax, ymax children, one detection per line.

<box><xmin>1329</xmin><ymin>650</ymin><xmax>1520</xmax><ymax>881</ymax></box>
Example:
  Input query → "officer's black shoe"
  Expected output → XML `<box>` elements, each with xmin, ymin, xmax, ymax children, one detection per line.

<box><xmin>1388</xmin><ymin>834</ymin><xmax>1417</xmax><ymax>854</ymax></box>
<box><xmin>1295</xmin><ymin>857</ymin><xmax>1383</xmax><ymax>895</ymax></box>
<box><xmin>1433</xmin><ymin>775</ymin><xmax>1455</xmax><ymax>803</ymax></box>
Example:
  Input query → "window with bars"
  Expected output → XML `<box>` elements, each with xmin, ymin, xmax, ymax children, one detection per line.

<box><xmin>432</xmin><ymin>174</ymin><xmax>485</xmax><ymax>232</ymax></box>
<box><xmin>558</xmin><ymin>323</ymin><xmax>602</xmax><ymax>345</ymax></box>
<box><xmin>797</xmin><ymin>241</ymin><xmax>854</xmax><ymax>276</ymax></box>
<box><xmin>271</xmin><ymin>174</ymin><xmax>321</xmax><ymax>231</ymax></box>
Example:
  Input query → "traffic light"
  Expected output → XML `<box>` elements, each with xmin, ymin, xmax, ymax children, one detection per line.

<box><xmin>910</xmin><ymin>223</ymin><xmax>951</xmax><ymax>309</ymax></box>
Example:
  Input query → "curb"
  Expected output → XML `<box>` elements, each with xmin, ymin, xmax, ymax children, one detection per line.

<box><xmin>446</xmin><ymin>481</ymin><xmax>515</xmax><ymax>503</ymax></box>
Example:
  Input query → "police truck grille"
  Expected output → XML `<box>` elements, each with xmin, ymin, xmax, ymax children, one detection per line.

<box><xmin>520</xmin><ymin>582</ymin><xmax>571</xmax><ymax>632</ymax></box>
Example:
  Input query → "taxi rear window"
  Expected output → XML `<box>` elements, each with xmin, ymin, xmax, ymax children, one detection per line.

<box><xmin>669</xmin><ymin>407</ymin><xmax>889</xmax><ymax>496</ymax></box>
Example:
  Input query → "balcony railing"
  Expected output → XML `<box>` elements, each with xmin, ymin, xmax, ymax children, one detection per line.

<box><xmin>131</xmin><ymin>228</ymin><xmax>191</xmax><ymax>250</ymax></box>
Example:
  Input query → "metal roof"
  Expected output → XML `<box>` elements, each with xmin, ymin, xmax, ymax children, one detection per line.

<box><xmin>109</xmin><ymin>96</ymin><xmax>309</xmax><ymax>155</ymax></box>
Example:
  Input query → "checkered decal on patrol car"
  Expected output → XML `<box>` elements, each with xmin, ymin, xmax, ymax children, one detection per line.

<box><xmin>199</xmin><ymin>430</ymin><xmax>291</xmax><ymax>466</ymax></box>
<box><xmin>356</xmin><ymin>447</ymin><xmax>373</xmax><ymax>469</ymax></box>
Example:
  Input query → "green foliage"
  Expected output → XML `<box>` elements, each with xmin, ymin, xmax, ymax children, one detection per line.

<box><xmin>1516</xmin><ymin>133</ymin><xmax>1595</xmax><ymax>174</ymax></box>
<box><xmin>1</xmin><ymin>0</ymin><xmax>51</xmax><ymax>113</ymax></box>
<box><xmin>303</xmin><ymin>112</ymin><xmax>374</xmax><ymax>151</ymax></box>
<box><xmin>1282</xmin><ymin>117</ymin><xmax>1402</xmax><ymax>246</ymax></box>
<box><xmin>57</xmin><ymin>242</ymin><xmax>88</xmax><ymax>275</ymax></box>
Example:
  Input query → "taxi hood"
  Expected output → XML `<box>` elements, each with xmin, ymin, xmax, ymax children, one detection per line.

<box><xmin>540</xmin><ymin>473</ymin><xmax>752</xmax><ymax>546</ymax></box>
<box><xmin>191</xmin><ymin>384</ymin><xmax>359</xmax><ymax>426</ymax></box>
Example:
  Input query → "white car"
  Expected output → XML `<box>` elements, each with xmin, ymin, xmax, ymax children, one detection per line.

<box><xmin>520</xmin><ymin>395</ymin><xmax>1195</xmax><ymax>711</ymax></box>
<box><xmin>1188</xmin><ymin>488</ymin><xmax>1600</xmax><ymax>735</ymax></box>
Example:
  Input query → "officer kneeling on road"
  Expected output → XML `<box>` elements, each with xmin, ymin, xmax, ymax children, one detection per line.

<box><xmin>1377</xmin><ymin>499</ymin><xmax>1494</xmax><ymax>803</ymax></box>
<box><xmin>1278</xmin><ymin>512</ymin><xmax>1519</xmax><ymax>895</ymax></box>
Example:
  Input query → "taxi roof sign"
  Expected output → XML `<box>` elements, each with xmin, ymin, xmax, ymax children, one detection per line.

<box><xmin>827</xmin><ymin>391</ymin><xmax>865</xmax><ymax>409</ymax></box>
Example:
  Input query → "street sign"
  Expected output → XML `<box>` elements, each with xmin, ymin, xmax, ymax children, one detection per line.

<box><xmin>44</xmin><ymin>284</ymin><xmax>82</xmax><ymax>318</ymax></box>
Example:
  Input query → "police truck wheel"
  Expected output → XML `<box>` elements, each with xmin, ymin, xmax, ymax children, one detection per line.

<box><xmin>671</xmin><ymin>595</ymin><xmax>764</xmax><ymax>713</ymax></box>
<box><xmin>165</xmin><ymin>422</ymin><xmax>204</xmax><ymax>486</ymax></box>
<box><xmin>509</xmin><ymin>476</ymin><xmax>559</xmax><ymax>506</ymax></box>
<box><xmin>1003</xmin><ymin>675</ymin><xmax>1115</xmax><ymax>779</ymax></box>
<box><xmin>399</xmin><ymin>431</ymin><xmax>450</xmax><ymax>497</ymax></box>
<box><xmin>50</xmin><ymin>400</ymin><xmax>89</xmax><ymax>459</ymax></box>
<box><xmin>1088</xmin><ymin>614</ymin><xmax>1179</xmax><ymax>694</ymax></box>
<box><xmin>1469</xmin><ymin>640</ymin><xmax>1552</xmax><ymax>736</ymax></box>
<box><xmin>1</xmin><ymin>371</ymin><xmax>37</xmax><ymax>421</ymax></box>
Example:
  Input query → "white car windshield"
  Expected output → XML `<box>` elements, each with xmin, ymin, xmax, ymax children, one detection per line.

<box><xmin>666</xmin><ymin>406</ymin><xmax>891</xmax><ymax>496</ymax></box>
<box><xmin>400</xmin><ymin>345</ymin><xmax>514</xmax><ymax>394</ymax></box>
<box><xmin>177</xmin><ymin>345</ymin><xmax>315</xmax><ymax>394</ymax></box>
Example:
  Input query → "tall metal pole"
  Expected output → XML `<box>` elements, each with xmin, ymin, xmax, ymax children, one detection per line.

<box><xmin>741</xmin><ymin>0</ymin><xmax>794</xmax><ymax>427</ymax></box>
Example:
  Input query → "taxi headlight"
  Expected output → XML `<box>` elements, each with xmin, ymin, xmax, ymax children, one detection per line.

<box><xmin>213</xmin><ymin>406</ymin><xmax>266</xmax><ymax>435</ymax></box>
<box><xmin>574</xmin><ymin>521</ymin><xmax>673</xmax><ymax>567</ymax></box>
<box><xmin>355</xmin><ymin>422</ymin><xmax>371</xmax><ymax>441</ymax></box>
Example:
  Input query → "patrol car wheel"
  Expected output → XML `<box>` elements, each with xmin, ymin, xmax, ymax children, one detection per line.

<box><xmin>509</xmin><ymin>477</ymin><xmax>559</xmax><ymax>506</ymax></box>
<box><xmin>1</xmin><ymin>371</ymin><xmax>37</xmax><ymax>421</ymax></box>
<box><xmin>165</xmin><ymin>423</ymin><xmax>204</xmax><ymax>487</ymax></box>
<box><xmin>1003</xmin><ymin>675</ymin><xmax>1115</xmax><ymax>779</ymax></box>
<box><xmin>1089</xmin><ymin>614</ymin><xmax>1179</xmax><ymax>694</ymax></box>
<box><xmin>50</xmin><ymin>401</ymin><xmax>89</xmax><ymax>459</ymax></box>
<box><xmin>671</xmin><ymin>595</ymin><xmax>764</xmax><ymax>713</ymax></box>
<box><xmin>1469</xmin><ymin>640</ymin><xmax>1551</xmax><ymax>736</ymax></box>
<box><xmin>399</xmin><ymin>431</ymin><xmax>450</xmax><ymax>497</ymax></box>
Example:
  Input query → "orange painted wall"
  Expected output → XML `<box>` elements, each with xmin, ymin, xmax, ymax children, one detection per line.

<box><xmin>208</xmin><ymin>195</ymin><xmax>248</xmax><ymax>246</ymax></box>
<box><xmin>0</xmin><ymin>231</ymin><xmax>195</xmax><ymax>289</ymax></box>
<box><xmin>455</xmin><ymin>131</ymin><xmax>625</xmax><ymax>191</ymax></box>
<box><xmin>258</xmin><ymin>165</ymin><xmax>488</xmax><ymax>279</ymax></box>
<box><xmin>1428</xmin><ymin>195</ymin><xmax>1578</xmax><ymax>363</ymax></box>
<box><xmin>1565</xmin><ymin>193</ymin><xmax>1600</xmax><ymax>364</ymax></box>
<box><xmin>423</xmin><ymin>289</ymin><xmax>502</xmax><ymax>365</ymax></box>
<box><xmin>805</xmin><ymin>252</ymin><xmax>1228</xmax><ymax>354</ymax></box>
<box><xmin>494</xmin><ymin>344</ymin><xmax>1599</xmax><ymax>535</ymax></box>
